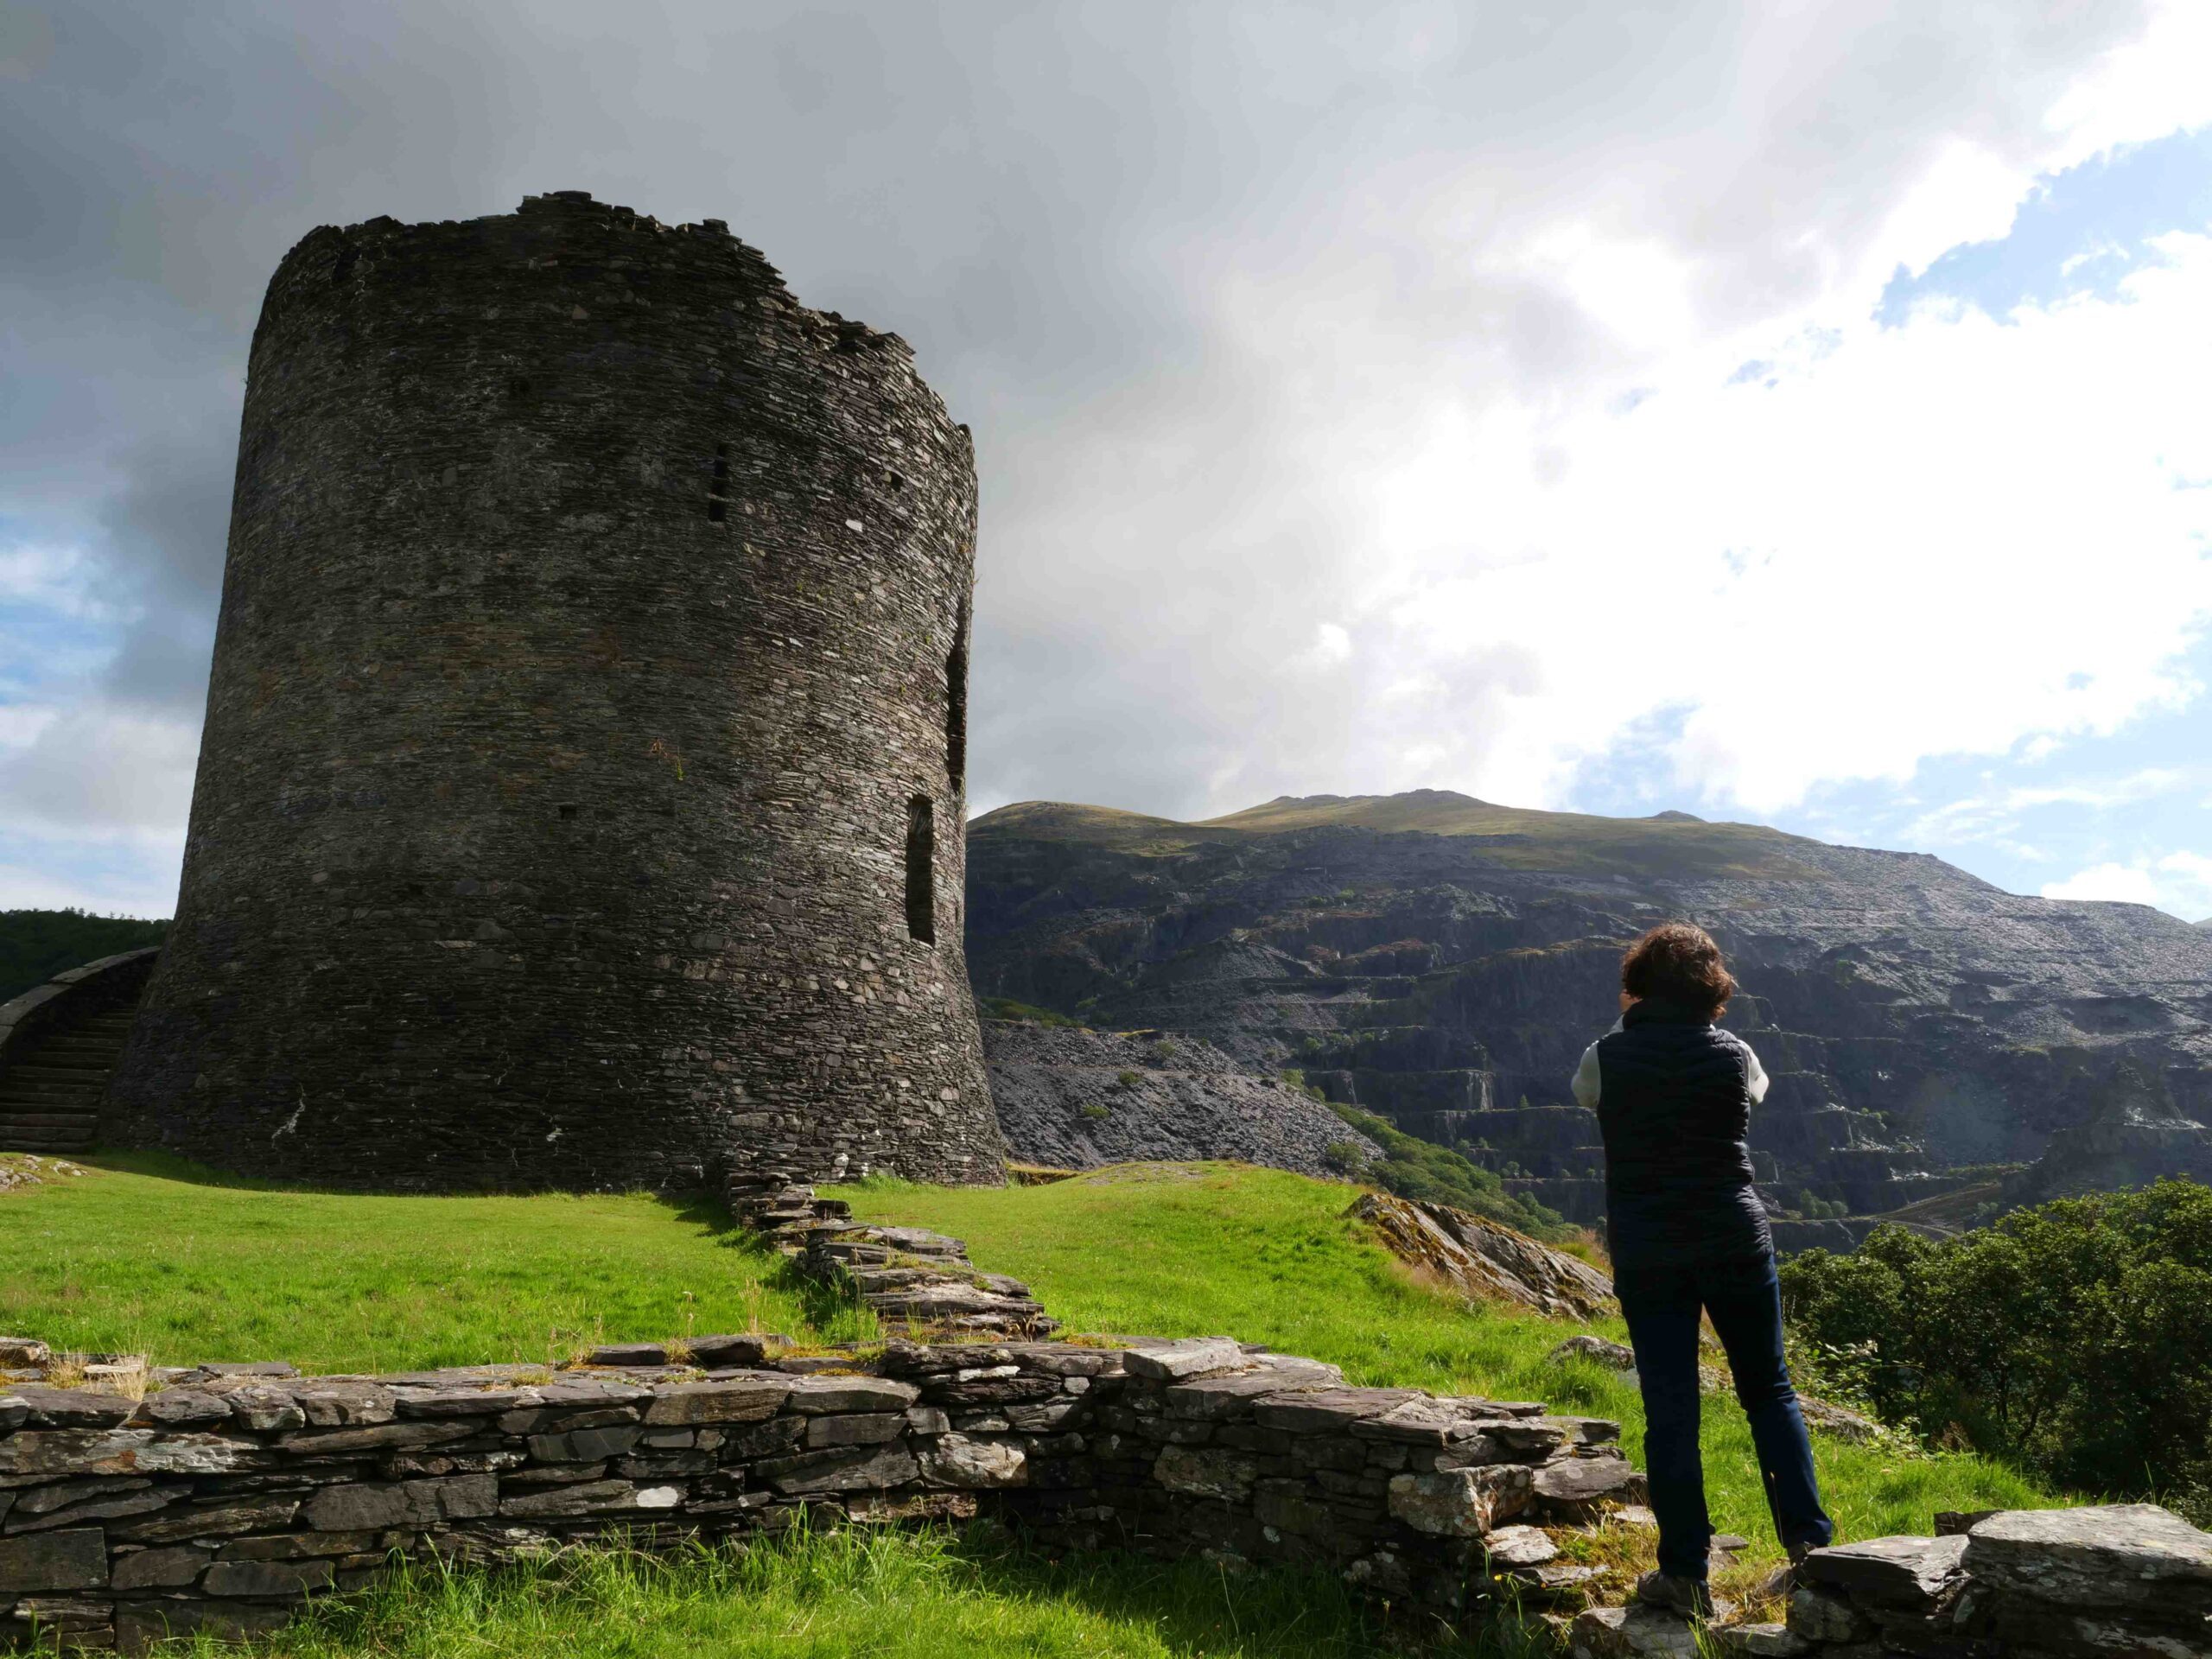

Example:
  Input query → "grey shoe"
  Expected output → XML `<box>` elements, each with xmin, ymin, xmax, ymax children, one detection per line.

<box><xmin>1749</xmin><ymin>1544</ymin><xmax>1815</xmax><ymax>1605</ymax></box>
<box><xmin>1634</xmin><ymin>1570</ymin><xmax>1715</xmax><ymax>1617</ymax></box>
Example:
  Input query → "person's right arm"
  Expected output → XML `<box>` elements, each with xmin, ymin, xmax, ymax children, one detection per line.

<box><xmin>1570</xmin><ymin>1017</ymin><xmax>1623</xmax><ymax>1110</ymax></box>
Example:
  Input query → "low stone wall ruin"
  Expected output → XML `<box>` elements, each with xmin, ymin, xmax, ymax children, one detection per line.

<box><xmin>1575</xmin><ymin>1507</ymin><xmax>2212</xmax><ymax>1657</ymax></box>
<box><xmin>0</xmin><ymin>1332</ymin><xmax>1640</xmax><ymax>1651</ymax></box>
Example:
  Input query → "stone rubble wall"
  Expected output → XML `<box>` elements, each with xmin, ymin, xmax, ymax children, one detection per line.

<box><xmin>1573</xmin><ymin>1506</ymin><xmax>2212</xmax><ymax>1658</ymax></box>
<box><xmin>729</xmin><ymin>1177</ymin><xmax>1058</xmax><ymax>1335</ymax></box>
<box><xmin>0</xmin><ymin>1332</ymin><xmax>1643</xmax><ymax>1652</ymax></box>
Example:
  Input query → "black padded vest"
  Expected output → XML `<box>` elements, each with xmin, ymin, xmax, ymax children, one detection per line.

<box><xmin>1595</xmin><ymin>998</ymin><xmax>1770</xmax><ymax>1266</ymax></box>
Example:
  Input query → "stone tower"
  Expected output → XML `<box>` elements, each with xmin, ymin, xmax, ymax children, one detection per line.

<box><xmin>105</xmin><ymin>192</ymin><xmax>1006</xmax><ymax>1192</ymax></box>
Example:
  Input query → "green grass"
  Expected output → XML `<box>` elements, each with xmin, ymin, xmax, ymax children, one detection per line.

<box><xmin>0</xmin><ymin>1152</ymin><xmax>2058</xmax><ymax>1654</ymax></box>
<box><xmin>164</xmin><ymin>1523</ymin><xmax>1541</xmax><ymax>1659</ymax></box>
<box><xmin>840</xmin><ymin>1164</ymin><xmax>2055</xmax><ymax>1564</ymax></box>
<box><xmin>0</xmin><ymin>1152</ymin><xmax>865</xmax><ymax>1372</ymax></box>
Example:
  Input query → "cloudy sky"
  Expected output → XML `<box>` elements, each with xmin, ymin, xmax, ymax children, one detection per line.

<box><xmin>5</xmin><ymin>1</ymin><xmax>2211</xmax><ymax>919</ymax></box>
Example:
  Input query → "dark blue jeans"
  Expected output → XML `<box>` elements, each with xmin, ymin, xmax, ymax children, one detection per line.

<box><xmin>1617</xmin><ymin>1249</ymin><xmax>1834</xmax><ymax>1580</ymax></box>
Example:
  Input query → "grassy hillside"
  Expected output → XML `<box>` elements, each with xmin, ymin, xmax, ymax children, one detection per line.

<box><xmin>0</xmin><ymin>906</ymin><xmax>168</xmax><ymax>1001</ymax></box>
<box><xmin>842</xmin><ymin>1165</ymin><xmax>2048</xmax><ymax>1565</ymax></box>
<box><xmin>971</xmin><ymin>789</ymin><xmax>1829</xmax><ymax>881</ymax></box>
<box><xmin>0</xmin><ymin>1154</ymin><xmax>2050</xmax><ymax>1655</ymax></box>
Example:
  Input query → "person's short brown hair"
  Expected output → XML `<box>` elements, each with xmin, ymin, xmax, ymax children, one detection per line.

<box><xmin>1621</xmin><ymin>922</ymin><xmax>1736</xmax><ymax>1015</ymax></box>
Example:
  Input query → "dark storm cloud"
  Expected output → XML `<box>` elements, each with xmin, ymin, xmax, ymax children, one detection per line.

<box><xmin>0</xmin><ymin>0</ymin><xmax>2174</xmax><ymax>884</ymax></box>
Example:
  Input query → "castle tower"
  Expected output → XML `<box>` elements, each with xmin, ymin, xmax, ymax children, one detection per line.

<box><xmin>105</xmin><ymin>192</ymin><xmax>1006</xmax><ymax>1191</ymax></box>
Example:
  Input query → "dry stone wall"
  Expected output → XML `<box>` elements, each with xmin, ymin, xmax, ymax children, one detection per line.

<box><xmin>0</xmin><ymin>1332</ymin><xmax>1642</xmax><ymax>1652</ymax></box>
<box><xmin>1574</xmin><ymin>1507</ymin><xmax>2212</xmax><ymax>1658</ymax></box>
<box><xmin>105</xmin><ymin>191</ymin><xmax>1002</xmax><ymax>1192</ymax></box>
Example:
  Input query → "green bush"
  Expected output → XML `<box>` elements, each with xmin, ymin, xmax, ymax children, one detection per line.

<box><xmin>1780</xmin><ymin>1178</ymin><xmax>2212</xmax><ymax>1518</ymax></box>
<box><xmin>1078</xmin><ymin>1104</ymin><xmax>1112</xmax><ymax>1122</ymax></box>
<box><xmin>975</xmin><ymin>996</ymin><xmax>1082</xmax><ymax>1028</ymax></box>
<box><xmin>1321</xmin><ymin>1141</ymin><xmax>1368</xmax><ymax>1176</ymax></box>
<box><xmin>1323</xmin><ymin>1103</ymin><xmax>1567</xmax><ymax>1240</ymax></box>
<box><xmin>1114</xmin><ymin>1071</ymin><xmax>1142</xmax><ymax>1090</ymax></box>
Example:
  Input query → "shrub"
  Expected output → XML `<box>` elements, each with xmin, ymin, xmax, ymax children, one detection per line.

<box><xmin>975</xmin><ymin>996</ymin><xmax>1081</xmax><ymax>1028</ymax></box>
<box><xmin>1321</xmin><ymin>1141</ymin><xmax>1368</xmax><ymax>1176</ymax></box>
<box><xmin>1780</xmin><ymin>1178</ymin><xmax>2212</xmax><ymax>1518</ymax></box>
<box><xmin>1324</xmin><ymin>1103</ymin><xmax>1568</xmax><ymax>1240</ymax></box>
<box><xmin>1077</xmin><ymin>1104</ymin><xmax>1111</xmax><ymax>1122</ymax></box>
<box><xmin>1114</xmin><ymin>1071</ymin><xmax>1142</xmax><ymax>1090</ymax></box>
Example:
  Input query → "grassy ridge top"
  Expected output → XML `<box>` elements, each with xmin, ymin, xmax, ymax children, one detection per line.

<box><xmin>971</xmin><ymin>789</ymin><xmax>1830</xmax><ymax>880</ymax></box>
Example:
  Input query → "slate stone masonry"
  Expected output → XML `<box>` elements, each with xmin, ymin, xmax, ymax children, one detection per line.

<box><xmin>1575</xmin><ymin>1508</ymin><xmax>2212</xmax><ymax>1657</ymax></box>
<box><xmin>104</xmin><ymin>192</ymin><xmax>1004</xmax><ymax>1192</ymax></box>
<box><xmin>0</xmin><ymin>1335</ymin><xmax>1639</xmax><ymax>1652</ymax></box>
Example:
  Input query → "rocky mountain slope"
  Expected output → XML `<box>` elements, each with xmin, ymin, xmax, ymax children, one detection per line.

<box><xmin>965</xmin><ymin>791</ymin><xmax>2212</xmax><ymax>1236</ymax></box>
<box><xmin>983</xmin><ymin>1021</ymin><xmax>1380</xmax><ymax>1178</ymax></box>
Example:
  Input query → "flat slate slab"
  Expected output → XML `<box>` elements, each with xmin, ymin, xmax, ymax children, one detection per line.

<box><xmin>1801</xmin><ymin>1532</ymin><xmax>1967</xmax><ymax>1609</ymax></box>
<box><xmin>1962</xmin><ymin>1503</ymin><xmax>2212</xmax><ymax>1616</ymax></box>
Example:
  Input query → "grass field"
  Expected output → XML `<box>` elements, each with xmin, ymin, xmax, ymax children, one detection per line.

<box><xmin>0</xmin><ymin>1152</ymin><xmax>868</xmax><ymax>1373</ymax></box>
<box><xmin>0</xmin><ymin>1154</ymin><xmax>2055</xmax><ymax>1655</ymax></box>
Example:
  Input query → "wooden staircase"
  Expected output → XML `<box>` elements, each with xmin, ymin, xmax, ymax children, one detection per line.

<box><xmin>0</xmin><ymin>1007</ymin><xmax>135</xmax><ymax>1154</ymax></box>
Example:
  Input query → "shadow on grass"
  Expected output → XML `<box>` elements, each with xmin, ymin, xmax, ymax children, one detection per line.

<box><xmin>222</xmin><ymin>1520</ymin><xmax>1559</xmax><ymax>1659</ymax></box>
<box><xmin>77</xmin><ymin>1147</ymin><xmax>302</xmax><ymax>1191</ymax></box>
<box><xmin>652</xmin><ymin>1187</ymin><xmax>866</xmax><ymax>1337</ymax></box>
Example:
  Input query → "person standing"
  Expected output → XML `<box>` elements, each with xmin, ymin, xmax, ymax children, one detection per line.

<box><xmin>1571</xmin><ymin>922</ymin><xmax>1834</xmax><ymax>1615</ymax></box>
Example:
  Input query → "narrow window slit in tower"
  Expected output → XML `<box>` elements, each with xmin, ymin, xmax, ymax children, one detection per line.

<box><xmin>945</xmin><ymin>609</ymin><xmax>969</xmax><ymax>791</ymax></box>
<box><xmin>905</xmin><ymin>795</ymin><xmax>936</xmax><ymax>944</ymax></box>
<box><xmin>558</xmin><ymin>804</ymin><xmax>578</xmax><ymax>821</ymax></box>
<box><xmin>708</xmin><ymin>443</ymin><xmax>730</xmax><ymax>524</ymax></box>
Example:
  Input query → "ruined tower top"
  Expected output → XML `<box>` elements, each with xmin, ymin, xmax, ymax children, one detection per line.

<box><xmin>107</xmin><ymin>194</ymin><xmax>1006</xmax><ymax>1192</ymax></box>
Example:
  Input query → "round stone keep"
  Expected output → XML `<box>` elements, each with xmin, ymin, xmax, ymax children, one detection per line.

<box><xmin>105</xmin><ymin>192</ymin><xmax>1005</xmax><ymax>1192</ymax></box>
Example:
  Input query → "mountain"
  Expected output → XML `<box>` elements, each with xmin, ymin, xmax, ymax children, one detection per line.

<box><xmin>964</xmin><ymin>789</ymin><xmax>2212</xmax><ymax>1240</ymax></box>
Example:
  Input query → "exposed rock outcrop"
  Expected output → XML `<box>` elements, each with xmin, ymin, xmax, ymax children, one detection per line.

<box><xmin>985</xmin><ymin>1020</ymin><xmax>1381</xmax><ymax>1178</ymax></box>
<box><xmin>1350</xmin><ymin>1192</ymin><xmax>1615</xmax><ymax>1320</ymax></box>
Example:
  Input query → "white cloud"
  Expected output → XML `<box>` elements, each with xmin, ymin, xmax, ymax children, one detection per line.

<box><xmin>1330</xmin><ymin>235</ymin><xmax>2212</xmax><ymax>815</ymax></box>
<box><xmin>2042</xmin><ymin>862</ymin><xmax>2164</xmax><ymax>904</ymax></box>
<box><xmin>0</xmin><ymin>702</ymin><xmax>199</xmax><ymax>838</ymax></box>
<box><xmin>1904</xmin><ymin>767</ymin><xmax>2190</xmax><ymax>844</ymax></box>
<box><xmin>1295</xmin><ymin>622</ymin><xmax>1353</xmax><ymax>671</ymax></box>
<box><xmin>2043</xmin><ymin>850</ymin><xmax>2212</xmax><ymax>917</ymax></box>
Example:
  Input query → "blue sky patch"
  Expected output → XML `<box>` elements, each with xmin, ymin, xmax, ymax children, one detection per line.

<box><xmin>1878</xmin><ymin>127</ymin><xmax>2212</xmax><ymax>326</ymax></box>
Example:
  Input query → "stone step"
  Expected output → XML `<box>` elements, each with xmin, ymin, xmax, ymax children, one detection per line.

<box><xmin>3</xmin><ymin>1065</ymin><xmax>116</xmax><ymax>1085</ymax></box>
<box><xmin>0</xmin><ymin>1129</ymin><xmax>98</xmax><ymax>1152</ymax></box>
<box><xmin>0</xmin><ymin>1090</ymin><xmax>106</xmax><ymax>1111</ymax></box>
